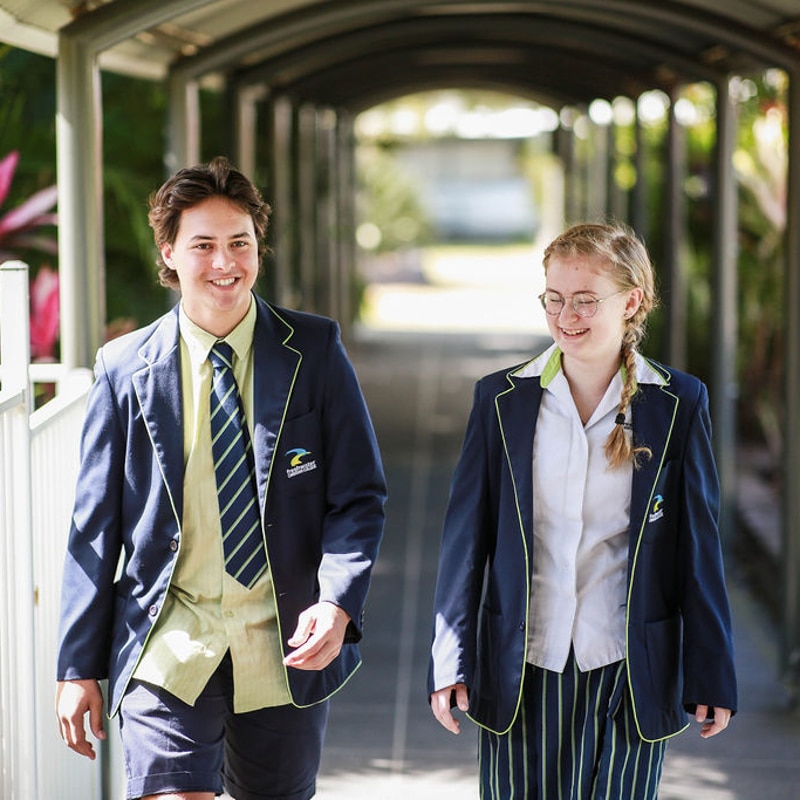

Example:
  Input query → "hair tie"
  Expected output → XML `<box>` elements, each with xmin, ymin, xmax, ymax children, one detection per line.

<box><xmin>614</xmin><ymin>413</ymin><xmax>626</xmax><ymax>426</ymax></box>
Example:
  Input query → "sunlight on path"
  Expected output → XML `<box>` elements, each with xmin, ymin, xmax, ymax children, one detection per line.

<box><xmin>658</xmin><ymin>754</ymin><xmax>737</xmax><ymax>800</ymax></box>
<box><xmin>316</xmin><ymin>768</ymin><xmax>477</xmax><ymax>799</ymax></box>
<box><xmin>359</xmin><ymin>243</ymin><xmax>550</xmax><ymax>336</ymax></box>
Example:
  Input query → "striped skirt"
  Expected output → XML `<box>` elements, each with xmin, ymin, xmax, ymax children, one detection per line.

<box><xmin>479</xmin><ymin>653</ymin><xmax>667</xmax><ymax>800</ymax></box>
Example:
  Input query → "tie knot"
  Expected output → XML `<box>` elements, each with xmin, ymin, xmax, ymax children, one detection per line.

<box><xmin>209</xmin><ymin>341</ymin><xmax>234</xmax><ymax>371</ymax></box>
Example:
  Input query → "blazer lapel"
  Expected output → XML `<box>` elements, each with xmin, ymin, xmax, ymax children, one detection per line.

<box><xmin>495</xmin><ymin>374</ymin><xmax>543</xmax><ymax>550</ymax></box>
<box><xmin>131</xmin><ymin>309</ymin><xmax>184</xmax><ymax>526</ymax></box>
<box><xmin>250</xmin><ymin>300</ymin><xmax>302</xmax><ymax>509</ymax></box>
<box><xmin>629</xmin><ymin>381</ymin><xmax>680</xmax><ymax>548</ymax></box>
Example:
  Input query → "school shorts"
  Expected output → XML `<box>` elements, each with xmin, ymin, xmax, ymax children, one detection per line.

<box><xmin>119</xmin><ymin>651</ymin><xmax>329</xmax><ymax>800</ymax></box>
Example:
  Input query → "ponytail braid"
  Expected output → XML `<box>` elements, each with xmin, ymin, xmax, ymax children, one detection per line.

<box><xmin>605</xmin><ymin>336</ymin><xmax>652</xmax><ymax>470</ymax></box>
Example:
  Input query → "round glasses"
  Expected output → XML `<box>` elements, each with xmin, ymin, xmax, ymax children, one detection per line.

<box><xmin>538</xmin><ymin>290</ymin><xmax>624</xmax><ymax>318</ymax></box>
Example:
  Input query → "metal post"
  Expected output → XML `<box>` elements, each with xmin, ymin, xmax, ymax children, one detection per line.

<box><xmin>166</xmin><ymin>73</ymin><xmax>201</xmax><ymax>173</ymax></box>
<box><xmin>317</xmin><ymin>108</ymin><xmax>338</xmax><ymax>321</ymax></box>
<box><xmin>336</xmin><ymin>112</ymin><xmax>355</xmax><ymax>338</ymax></box>
<box><xmin>664</xmin><ymin>88</ymin><xmax>688</xmax><ymax>371</ymax></box>
<box><xmin>588</xmin><ymin>118</ymin><xmax>609</xmax><ymax>219</ymax></box>
<box><xmin>782</xmin><ymin>67</ymin><xmax>800</xmax><ymax>705</ymax></box>
<box><xmin>710</xmin><ymin>77</ymin><xmax>739</xmax><ymax>552</ymax></box>
<box><xmin>56</xmin><ymin>37</ymin><xmax>105</xmax><ymax>370</ymax></box>
<box><xmin>558</xmin><ymin>114</ymin><xmax>580</xmax><ymax>226</ymax></box>
<box><xmin>631</xmin><ymin>98</ymin><xmax>648</xmax><ymax>240</ymax></box>
<box><xmin>297</xmin><ymin>104</ymin><xmax>319</xmax><ymax>312</ymax></box>
<box><xmin>234</xmin><ymin>85</ymin><xmax>266</xmax><ymax>181</ymax></box>
<box><xmin>266</xmin><ymin>95</ymin><xmax>296</xmax><ymax>307</ymax></box>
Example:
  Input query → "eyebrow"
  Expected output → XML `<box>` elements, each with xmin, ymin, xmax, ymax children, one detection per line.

<box><xmin>545</xmin><ymin>289</ymin><xmax>598</xmax><ymax>295</ymax></box>
<box><xmin>188</xmin><ymin>231</ymin><xmax>253</xmax><ymax>242</ymax></box>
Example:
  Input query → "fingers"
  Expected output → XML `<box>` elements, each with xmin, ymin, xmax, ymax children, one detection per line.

<box><xmin>88</xmin><ymin>694</ymin><xmax>107</xmax><ymax>743</ymax></box>
<box><xmin>696</xmin><ymin>705</ymin><xmax>732</xmax><ymax>739</ymax></box>
<box><xmin>287</xmin><ymin>610</ymin><xmax>315</xmax><ymax>649</ymax></box>
<box><xmin>55</xmin><ymin>680</ymin><xmax>105</xmax><ymax>760</ymax></box>
<box><xmin>283</xmin><ymin>602</ymin><xmax>350</xmax><ymax>671</ymax></box>
<box><xmin>430</xmin><ymin>684</ymin><xmax>468</xmax><ymax>735</ymax></box>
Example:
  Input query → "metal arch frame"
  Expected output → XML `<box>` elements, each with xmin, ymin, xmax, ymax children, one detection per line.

<box><xmin>227</xmin><ymin>13</ymin><xmax>729</xmax><ymax>96</ymax></box>
<box><xmin>161</xmin><ymin>0</ymin><xmax>798</xmax><ymax>161</ymax></box>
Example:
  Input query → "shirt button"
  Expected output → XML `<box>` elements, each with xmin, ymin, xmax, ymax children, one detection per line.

<box><xmin>224</xmin><ymin>610</ymin><xmax>235</xmax><ymax>618</ymax></box>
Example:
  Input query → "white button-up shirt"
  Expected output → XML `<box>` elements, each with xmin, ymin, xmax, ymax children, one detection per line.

<box><xmin>518</xmin><ymin>344</ymin><xmax>659</xmax><ymax>673</ymax></box>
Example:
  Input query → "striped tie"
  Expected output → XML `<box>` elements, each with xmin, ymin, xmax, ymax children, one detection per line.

<box><xmin>209</xmin><ymin>342</ymin><xmax>267</xmax><ymax>589</ymax></box>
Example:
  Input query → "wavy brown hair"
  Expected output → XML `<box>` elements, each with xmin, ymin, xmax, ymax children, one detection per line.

<box><xmin>148</xmin><ymin>156</ymin><xmax>271</xmax><ymax>290</ymax></box>
<box><xmin>543</xmin><ymin>222</ymin><xmax>659</xmax><ymax>469</ymax></box>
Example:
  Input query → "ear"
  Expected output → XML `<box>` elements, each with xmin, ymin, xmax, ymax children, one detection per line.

<box><xmin>625</xmin><ymin>287</ymin><xmax>644</xmax><ymax>318</ymax></box>
<box><xmin>160</xmin><ymin>242</ymin><xmax>175</xmax><ymax>269</ymax></box>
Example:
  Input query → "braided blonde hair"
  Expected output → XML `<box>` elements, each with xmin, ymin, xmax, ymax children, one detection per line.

<box><xmin>543</xmin><ymin>222</ymin><xmax>659</xmax><ymax>469</ymax></box>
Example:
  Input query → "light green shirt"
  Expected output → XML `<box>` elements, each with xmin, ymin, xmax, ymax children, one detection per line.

<box><xmin>133</xmin><ymin>298</ymin><xmax>291</xmax><ymax>711</ymax></box>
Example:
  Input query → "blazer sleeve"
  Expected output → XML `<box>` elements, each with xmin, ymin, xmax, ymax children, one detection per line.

<box><xmin>678</xmin><ymin>383</ymin><xmax>738</xmax><ymax>715</ymax></box>
<box><xmin>56</xmin><ymin>350</ymin><xmax>125</xmax><ymax>681</ymax></box>
<box><xmin>428</xmin><ymin>380</ymin><xmax>492</xmax><ymax>694</ymax></box>
<box><xmin>314</xmin><ymin>322</ymin><xmax>387</xmax><ymax>641</ymax></box>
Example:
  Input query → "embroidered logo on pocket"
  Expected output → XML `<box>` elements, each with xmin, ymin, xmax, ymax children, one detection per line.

<box><xmin>648</xmin><ymin>493</ymin><xmax>664</xmax><ymax>523</ymax></box>
<box><xmin>285</xmin><ymin>447</ymin><xmax>318</xmax><ymax>478</ymax></box>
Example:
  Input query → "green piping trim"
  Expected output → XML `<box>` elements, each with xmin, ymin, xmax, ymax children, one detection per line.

<box><xmin>465</xmin><ymin>378</ymin><xmax>531</xmax><ymax>736</ymax></box>
<box><xmin>114</xmin><ymin>369</ymin><xmax>184</xmax><ymax>718</ymax></box>
<box><xmin>623</xmin><ymin>375</ymin><xmax>689</xmax><ymax>743</ymax></box>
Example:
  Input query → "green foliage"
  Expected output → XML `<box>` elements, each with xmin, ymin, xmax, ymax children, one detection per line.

<box><xmin>101</xmin><ymin>71</ymin><xmax>172</xmax><ymax>327</ymax></box>
<box><xmin>0</xmin><ymin>48</ymin><xmax>175</xmax><ymax>330</ymax></box>
<box><xmin>0</xmin><ymin>46</ymin><xmax>58</xmax><ymax>274</ymax></box>
<box><xmin>356</xmin><ymin>142</ymin><xmax>433</xmax><ymax>252</ymax></box>
<box><xmin>637</xmin><ymin>74</ymin><xmax>788</xmax><ymax>454</ymax></box>
<box><xmin>731</xmin><ymin>72</ymin><xmax>787</xmax><ymax>456</ymax></box>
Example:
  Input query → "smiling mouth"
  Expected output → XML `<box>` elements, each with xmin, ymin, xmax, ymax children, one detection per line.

<box><xmin>211</xmin><ymin>277</ymin><xmax>237</xmax><ymax>287</ymax></box>
<box><xmin>561</xmin><ymin>327</ymin><xmax>588</xmax><ymax>336</ymax></box>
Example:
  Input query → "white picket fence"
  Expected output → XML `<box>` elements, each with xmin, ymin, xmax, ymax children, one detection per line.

<box><xmin>0</xmin><ymin>261</ymin><xmax>119</xmax><ymax>799</ymax></box>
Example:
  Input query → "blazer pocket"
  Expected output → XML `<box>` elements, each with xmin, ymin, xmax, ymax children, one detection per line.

<box><xmin>644</xmin><ymin>614</ymin><xmax>682</xmax><ymax>711</ymax></box>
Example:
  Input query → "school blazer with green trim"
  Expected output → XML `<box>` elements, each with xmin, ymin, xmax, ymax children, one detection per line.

<box><xmin>57</xmin><ymin>295</ymin><xmax>387</xmax><ymax>716</ymax></box>
<box><xmin>428</xmin><ymin>357</ymin><xmax>737</xmax><ymax>742</ymax></box>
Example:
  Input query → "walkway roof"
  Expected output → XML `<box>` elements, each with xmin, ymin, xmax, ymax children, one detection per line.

<box><xmin>2</xmin><ymin>1</ymin><xmax>800</xmax><ymax>113</ymax></box>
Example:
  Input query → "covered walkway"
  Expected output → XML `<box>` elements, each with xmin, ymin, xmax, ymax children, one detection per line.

<box><xmin>2</xmin><ymin>2</ymin><xmax>800</xmax><ymax>798</ymax></box>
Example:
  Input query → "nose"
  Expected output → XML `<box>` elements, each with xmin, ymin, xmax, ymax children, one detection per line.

<box><xmin>558</xmin><ymin>300</ymin><xmax>579</xmax><ymax>320</ymax></box>
<box><xmin>212</xmin><ymin>249</ymin><xmax>234</xmax><ymax>270</ymax></box>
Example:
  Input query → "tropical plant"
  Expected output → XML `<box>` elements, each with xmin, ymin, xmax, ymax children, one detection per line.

<box><xmin>0</xmin><ymin>150</ymin><xmax>60</xmax><ymax>363</ymax></box>
<box><xmin>0</xmin><ymin>150</ymin><xmax>58</xmax><ymax>263</ymax></box>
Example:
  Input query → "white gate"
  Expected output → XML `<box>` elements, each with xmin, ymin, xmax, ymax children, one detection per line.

<box><xmin>0</xmin><ymin>261</ymin><xmax>106</xmax><ymax>799</ymax></box>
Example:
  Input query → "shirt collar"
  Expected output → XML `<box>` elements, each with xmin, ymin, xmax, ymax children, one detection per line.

<box><xmin>511</xmin><ymin>342</ymin><xmax>666</xmax><ymax>388</ymax></box>
<box><xmin>179</xmin><ymin>295</ymin><xmax>257</xmax><ymax>366</ymax></box>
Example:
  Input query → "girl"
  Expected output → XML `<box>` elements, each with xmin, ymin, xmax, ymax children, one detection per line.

<box><xmin>428</xmin><ymin>222</ymin><xmax>736</xmax><ymax>799</ymax></box>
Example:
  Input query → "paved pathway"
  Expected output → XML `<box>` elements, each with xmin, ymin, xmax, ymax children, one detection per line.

<box><xmin>313</xmin><ymin>327</ymin><xmax>800</xmax><ymax>800</ymax></box>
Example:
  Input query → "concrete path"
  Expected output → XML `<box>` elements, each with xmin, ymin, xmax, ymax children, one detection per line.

<box><xmin>313</xmin><ymin>327</ymin><xmax>800</xmax><ymax>800</ymax></box>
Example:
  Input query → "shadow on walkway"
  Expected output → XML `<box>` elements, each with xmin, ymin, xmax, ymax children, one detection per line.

<box><xmin>314</xmin><ymin>327</ymin><xmax>800</xmax><ymax>800</ymax></box>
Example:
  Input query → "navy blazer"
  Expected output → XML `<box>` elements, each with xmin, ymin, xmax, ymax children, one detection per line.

<box><xmin>57</xmin><ymin>295</ymin><xmax>387</xmax><ymax>716</ymax></box>
<box><xmin>429</xmin><ymin>354</ymin><xmax>737</xmax><ymax>742</ymax></box>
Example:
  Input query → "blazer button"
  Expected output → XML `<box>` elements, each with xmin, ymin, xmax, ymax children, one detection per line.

<box><xmin>148</xmin><ymin>604</ymin><xmax>158</xmax><ymax>616</ymax></box>
<box><xmin>169</xmin><ymin>539</ymin><xmax>179</xmax><ymax>552</ymax></box>
<box><xmin>518</xmin><ymin>621</ymin><xmax>526</xmax><ymax>632</ymax></box>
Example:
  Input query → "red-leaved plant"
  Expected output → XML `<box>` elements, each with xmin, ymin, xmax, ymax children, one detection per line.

<box><xmin>0</xmin><ymin>151</ymin><xmax>59</xmax><ymax>360</ymax></box>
